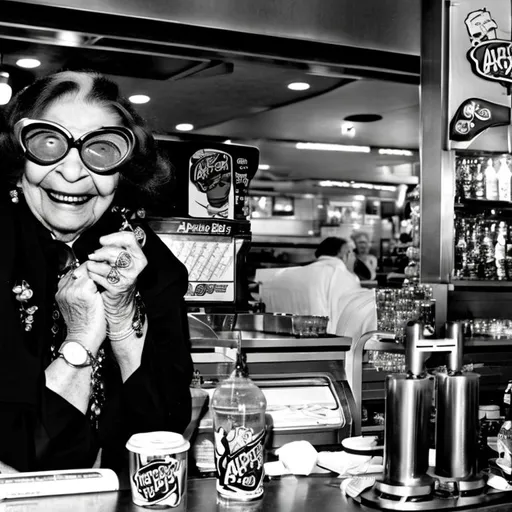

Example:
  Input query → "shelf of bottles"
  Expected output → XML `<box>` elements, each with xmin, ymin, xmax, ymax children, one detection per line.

<box><xmin>454</xmin><ymin>153</ymin><xmax>512</xmax><ymax>284</ymax></box>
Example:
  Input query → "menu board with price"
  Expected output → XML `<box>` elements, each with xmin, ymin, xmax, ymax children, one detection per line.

<box><xmin>150</xmin><ymin>217</ymin><xmax>250</xmax><ymax>304</ymax></box>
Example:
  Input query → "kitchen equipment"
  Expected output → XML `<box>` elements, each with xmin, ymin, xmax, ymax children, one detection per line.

<box><xmin>363</xmin><ymin>321</ymin><xmax>485</xmax><ymax>510</ymax></box>
<box><xmin>187</xmin><ymin>327</ymin><xmax>354</xmax><ymax>475</ymax></box>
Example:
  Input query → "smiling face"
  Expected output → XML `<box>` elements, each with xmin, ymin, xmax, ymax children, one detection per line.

<box><xmin>18</xmin><ymin>97</ymin><xmax>121</xmax><ymax>242</ymax></box>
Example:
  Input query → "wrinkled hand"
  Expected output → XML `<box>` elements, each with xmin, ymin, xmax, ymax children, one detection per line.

<box><xmin>55</xmin><ymin>262</ymin><xmax>106</xmax><ymax>353</ymax></box>
<box><xmin>86</xmin><ymin>231</ymin><xmax>147</xmax><ymax>326</ymax></box>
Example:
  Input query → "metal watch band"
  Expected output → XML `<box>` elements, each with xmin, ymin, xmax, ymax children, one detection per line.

<box><xmin>58</xmin><ymin>341</ymin><xmax>96</xmax><ymax>368</ymax></box>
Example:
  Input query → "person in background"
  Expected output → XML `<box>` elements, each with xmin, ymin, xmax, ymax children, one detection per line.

<box><xmin>0</xmin><ymin>70</ymin><xmax>193</xmax><ymax>473</ymax></box>
<box><xmin>352</xmin><ymin>231</ymin><xmax>378</xmax><ymax>281</ymax></box>
<box><xmin>260</xmin><ymin>237</ymin><xmax>361</xmax><ymax>334</ymax></box>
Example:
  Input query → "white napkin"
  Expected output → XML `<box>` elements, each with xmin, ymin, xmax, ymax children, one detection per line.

<box><xmin>275</xmin><ymin>441</ymin><xmax>319</xmax><ymax>476</ymax></box>
<box><xmin>264</xmin><ymin>441</ymin><xmax>383</xmax><ymax>478</ymax></box>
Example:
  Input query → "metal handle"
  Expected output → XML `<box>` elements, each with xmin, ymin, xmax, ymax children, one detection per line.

<box><xmin>346</xmin><ymin>330</ymin><xmax>402</xmax><ymax>436</ymax></box>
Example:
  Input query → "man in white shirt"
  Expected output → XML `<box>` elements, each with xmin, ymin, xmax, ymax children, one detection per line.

<box><xmin>260</xmin><ymin>237</ymin><xmax>362</xmax><ymax>334</ymax></box>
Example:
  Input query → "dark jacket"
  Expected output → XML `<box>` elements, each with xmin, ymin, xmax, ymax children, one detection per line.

<box><xmin>0</xmin><ymin>193</ymin><xmax>193</xmax><ymax>473</ymax></box>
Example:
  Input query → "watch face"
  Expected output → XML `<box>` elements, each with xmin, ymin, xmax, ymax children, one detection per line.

<box><xmin>62</xmin><ymin>342</ymin><xmax>88</xmax><ymax>366</ymax></box>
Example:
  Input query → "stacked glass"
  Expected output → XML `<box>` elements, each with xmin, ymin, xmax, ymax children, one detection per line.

<box><xmin>371</xmin><ymin>284</ymin><xmax>435</xmax><ymax>372</ymax></box>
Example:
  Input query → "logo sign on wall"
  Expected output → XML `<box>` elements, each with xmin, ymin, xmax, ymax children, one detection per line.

<box><xmin>447</xmin><ymin>1</ymin><xmax>512</xmax><ymax>149</ymax></box>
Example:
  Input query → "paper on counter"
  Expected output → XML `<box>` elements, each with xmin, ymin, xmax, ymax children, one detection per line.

<box><xmin>265</xmin><ymin>440</ymin><xmax>383</xmax><ymax>478</ymax></box>
<box><xmin>340</xmin><ymin>476</ymin><xmax>377</xmax><ymax>498</ymax></box>
<box><xmin>0</xmin><ymin>469</ymin><xmax>119</xmax><ymax>500</ymax></box>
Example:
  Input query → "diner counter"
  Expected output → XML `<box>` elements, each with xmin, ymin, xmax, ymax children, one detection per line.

<box><xmin>2</xmin><ymin>475</ymin><xmax>512</xmax><ymax>512</ymax></box>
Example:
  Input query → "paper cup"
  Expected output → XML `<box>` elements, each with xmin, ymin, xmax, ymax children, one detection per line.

<box><xmin>126</xmin><ymin>431</ymin><xmax>189</xmax><ymax>509</ymax></box>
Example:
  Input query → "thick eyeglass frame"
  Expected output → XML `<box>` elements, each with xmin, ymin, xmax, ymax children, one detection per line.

<box><xmin>14</xmin><ymin>118</ymin><xmax>136</xmax><ymax>174</ymax></box>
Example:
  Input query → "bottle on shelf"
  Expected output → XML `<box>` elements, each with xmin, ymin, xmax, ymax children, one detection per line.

<box><xmin>454</xmin><ymin>217</ymin><xmax>468</xmax><ymax>279</ymax></box>
<box><xmin>481</xmin><ymin>220</ymin><xmax>497</xmax><ymax>280</ymax></box>
<box><xmin>495</xmin><ymin>221</ymin><xmax>508</xmax><ymax>280</ymax></box>
<box><xmin>497</xmin><ymin>157</ymin><xmax>512</xmax><ymax>202</ymax></box>
<box><xmin>485</xmin><ymin>158</ymin><xmax>499</xmax><ymax>201</ymax></box>
<box><xmin>473</xmin><ymin>160</ymin><xmax>486</xmax><ymax>199</ymax></box>
<box><xmin>466</xmin><ymin>219</ymin><xmax>479</xmax><ymax>280</ymax></box>
<box><xmin>460</xmin><ymin>158</ymin><xmax>474</xmax><ymax>199</ymax></box>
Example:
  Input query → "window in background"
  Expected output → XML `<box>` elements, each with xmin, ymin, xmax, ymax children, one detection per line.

<box><xmin>272</xmin><ymin>196</ymin><xmax>295</xmax><ymax>216</ymax></box>
<box><xmin>250</xmin><ymin>196</ymin><xmax>273</xmax><ymax>218</ymax></box>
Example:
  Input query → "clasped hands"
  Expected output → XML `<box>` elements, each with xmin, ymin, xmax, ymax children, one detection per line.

<box><xmin>55</xmin><ymin>231</ymin><xmax>147</xmax><ymax>357</ymax></box>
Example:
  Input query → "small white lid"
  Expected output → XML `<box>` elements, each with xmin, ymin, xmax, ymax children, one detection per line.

<box><xmin>126</xmin><ymin>431</ymin><xmax>190</xmax><ymax>455</ymax></box>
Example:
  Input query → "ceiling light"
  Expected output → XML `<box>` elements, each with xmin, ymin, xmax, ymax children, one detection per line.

<box><xmin>341</xmin><ymin>122</ymin><xmax>356</xmax><ymax>138</ymax></box>
<box><xmin>224</xmin><ymin>140</ymin><xmax>232</xmax><ymax>144</ymax></box>
<box><xmin>129</xmin><ymin>94</ymin><xmax>150</xmax><ymax>104</ymax></box>
<box><xmin>258</xmin><ymin>164</ymin><xmax>270</xmax><ymax>170</ymax></box>
<box><xmin>55</xmin><ymin>30</ymin><xmax>84</xmax><ymax>47</ymax></box>
<box><xmin>296</xmin><ymin>142</ymin><xmax>370</xmax><ymax>153</ymax></box>
<box><xmin>0</xmin><ymin>71</ymin><xmax>12</xmax><ymax>106</ymax></box>
<box><xmin>16</xmin><ymin>58</ymin><xmax>41</xmax><ymax>69</ymax></box>
<box><xmin>379</xmin><ymin>148</ymin><xmax>414</xmax><ymax>156</ymax></box>
<box><xmin>176</xmin><ymin>123</ymin><xmax>194</xmax><ymax>132</ymax></box>
<box><xmin>317</xmin><ymin>180</ymin><xmax>397</xmax><ymax>192</ymax></box>
<box><xmin>287</xmin><ymin>82</ymin><xmax>310</xmax><ymax>91</ymax></box>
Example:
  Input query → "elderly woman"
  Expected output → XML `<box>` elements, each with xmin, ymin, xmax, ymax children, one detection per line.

<box><xmin>351</xmin><ymin>231</ymin><xmax>378</xmax><ymax>281</ymax></box>
<box><xmin>0</xmin><ymin>71</ymin><xmax>193</xmax><ymax>472</ymax></box>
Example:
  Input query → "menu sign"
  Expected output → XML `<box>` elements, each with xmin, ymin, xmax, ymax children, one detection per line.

<box><xmin>151</xmin><ymin>218</ymin><xmax>250</xmax><ymax>303</ymax></box>
<box><xmin>447</xmin><ymin>0</ymin><xmax>512</xmax><ymax>150</ymax></box>
<box><xmin>157</xmin><ymin>140</ymin><xmax>259</xmax><ymax>221</ymax></box>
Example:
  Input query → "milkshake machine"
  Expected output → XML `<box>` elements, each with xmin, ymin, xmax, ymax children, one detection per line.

<box><xmin>363</xmin><ymin>321</ymin><xmax>485</xmax><ymax>509</ymax></box>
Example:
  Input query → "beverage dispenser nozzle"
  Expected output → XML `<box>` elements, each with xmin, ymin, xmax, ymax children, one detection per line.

<box><xmin>375</xmin><ymin>320</ymin><xmax>485</xmax><ymax>504</ymax></box>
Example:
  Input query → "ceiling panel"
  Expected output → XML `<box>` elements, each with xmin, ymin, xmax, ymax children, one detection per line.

<box><xmin>196</xmin><ymin>80</ymin><xmax>420</xmax><ymax>149</ymax></box>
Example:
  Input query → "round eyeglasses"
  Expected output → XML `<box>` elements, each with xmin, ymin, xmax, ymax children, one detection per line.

<box><xmin>14</xmin><ymin>118</ymin><xmax>136</xmax><ymax>174</ymax></box>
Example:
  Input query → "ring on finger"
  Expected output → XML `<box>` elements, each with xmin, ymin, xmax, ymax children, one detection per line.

<box><xmin>116</xmin><ymin>251</ymin><xmax>132</xmax><ymax>269</ymax></box>
<box><xmin>134</xmin><ymin>226</ymin><xmax>146</xmax><ymax>247</ymax></box>
<box><xmin>107</xmin><ymin>267</ymin><xmax>121</xmax><ymax>285</ymax></box>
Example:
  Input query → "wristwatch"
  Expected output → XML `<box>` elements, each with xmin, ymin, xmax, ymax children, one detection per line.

<box><xmin>58</xmin><ymin>341</ymin><xmax>94</xmax><ymax>368</ymax></box>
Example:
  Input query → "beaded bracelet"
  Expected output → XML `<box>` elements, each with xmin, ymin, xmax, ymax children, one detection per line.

<box><xmin>107</xmin><ymin>291</ymin><xmax>146</xmax><ymax>342</ymax></box>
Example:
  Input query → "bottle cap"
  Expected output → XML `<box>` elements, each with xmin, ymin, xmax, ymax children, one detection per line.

<box><xmin>479</xmin><ymin>405</ymin><xmax>500</xmax><ymax>420</ymax></box>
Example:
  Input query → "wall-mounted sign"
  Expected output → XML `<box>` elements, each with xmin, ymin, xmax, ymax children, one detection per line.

<box><xmin>447</xmin><ymin>0</ymin><xmax>512</xmax><ymax>150</ymax></box>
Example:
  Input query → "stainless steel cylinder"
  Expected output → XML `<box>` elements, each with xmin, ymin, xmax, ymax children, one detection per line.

<box><xmin>435</xmin><ymin>372</ymin><xmax>479</xmax><ymax>479</ymax></box>
<box><xmin>382</xmin><ymin>374</ymin><xmax>434</xmax><ymax>488</ymax></box>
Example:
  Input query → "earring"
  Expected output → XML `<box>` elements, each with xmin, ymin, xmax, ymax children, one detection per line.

<box><xmin>9</xmin><ymin>189</ymin><xmax>19</xmax><ymax>204</ymax></box>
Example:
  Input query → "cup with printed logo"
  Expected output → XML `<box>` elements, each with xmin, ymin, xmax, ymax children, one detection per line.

<box><xmin>126</xmin><ymin>431</ymin><xmax>190</xmax><ymax>509</ymax></box>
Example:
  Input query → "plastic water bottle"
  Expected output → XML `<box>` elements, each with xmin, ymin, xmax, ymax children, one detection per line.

<box><xmin>211</xmin><ymin>332</ymin><xmax>267</xmax><ymax>501</ymax></box>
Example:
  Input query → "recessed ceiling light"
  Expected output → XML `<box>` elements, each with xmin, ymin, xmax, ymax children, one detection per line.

<box><xmin>55</xmin><ymin>30</ymin><xmax>84</xmax><ymax>47</ymax></box>
<box><xmin>379</xmin><ymin>148</ymin><xmax>414</xmax><ymax>156</ymax></box>
<box><xmin>16</xmin><ymin>58</ymin><xmax>41</xmax><ymax>69</ymax></box>
<box><xmin>129</xmin><ymin>94</ymin><xmax>150</xmax><ymax>104</ymax></box>
<box><xmin>296</xmin><ymin>142</ymin><xmax>370</xmax><ymax>153</ymax></box>
<box><xmin>344</xmin><ymin>114</ymin><xmax>383</xmax><ymax>123</ymax></box>
<box><xmin>341</xmin><ymin>122</ymin><xmax>356</xmax><ymax>137</ymax></box>
<box><xmin>287</xmin><ymin>82</ymin><xmax>310</xmax><ymax>91</ymax></box>
<box><xmin>258</xmin><ymin>164</ymin><xmax>270</xmax><ymax>170</ymax></box>
<box><xmin>176</xmin><ymin>123</ymin><xmax>194</xmax><ymax>132</ymax></box>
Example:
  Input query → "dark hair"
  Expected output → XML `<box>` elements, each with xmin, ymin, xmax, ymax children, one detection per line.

<box><xmin>315</xmin><ymin>237</ymin><xmax>348</xmax><ymax>258</ymax></box>
<box><xmin>0</xmin><ymin>70</ymin><xmax>172</xmax><ymax>208</ymax></box>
